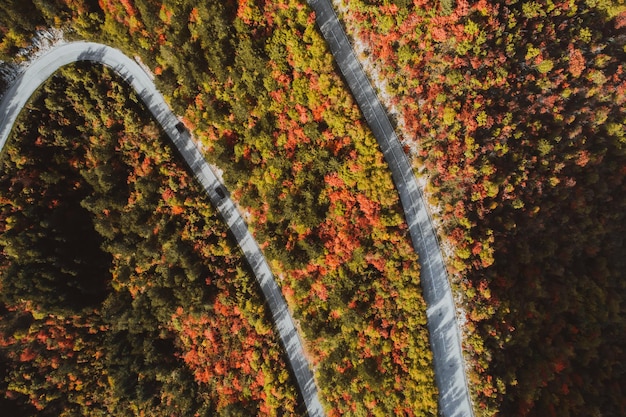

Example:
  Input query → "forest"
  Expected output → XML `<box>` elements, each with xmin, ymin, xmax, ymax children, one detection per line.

<box><xmin>1</xmin><ymin>0</ymin><xmax>438</xmax><ymax>416</ymax></box>
<box><xmin>1</xmin><ymin>0</ymin><xmax>625</xmax><ymax>416</ymax></box>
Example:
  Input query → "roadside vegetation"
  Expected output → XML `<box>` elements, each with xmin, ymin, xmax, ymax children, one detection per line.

<box><xmin>1</xmin><ymin>1</ymin><xmax>439</xmax><ymax>415</ymax></box>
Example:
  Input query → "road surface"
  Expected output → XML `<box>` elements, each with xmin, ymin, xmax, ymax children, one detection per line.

<box><xmin>307</xmin><ymin>1</ymin><xmax>475</xmax><ymax>416</ymax></box>
<box><xmin>0</xmin><ymin>41</ymin><xmax>325</xmax><ymax>417</ymax></box>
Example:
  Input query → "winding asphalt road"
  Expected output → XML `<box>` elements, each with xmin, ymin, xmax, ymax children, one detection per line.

<box><xmin>0</xmin><ymin>42</ymin><xmax>324</xmax><ymax>417</ymax></box>
<box><xmin>307</xmin><ymin>1</ymin><xmax>475</xmax><ymax>416</ymax></box>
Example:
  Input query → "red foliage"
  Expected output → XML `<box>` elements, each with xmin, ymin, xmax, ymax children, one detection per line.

<box><xmin>171</xmin><ymin>299</ymin><xmax>279</xmax><ymax>413</ymax></box>
<box><xmin>19</xmin><ymin>348</ymin><xmax>37</xmax><ymax>362</ymax></box>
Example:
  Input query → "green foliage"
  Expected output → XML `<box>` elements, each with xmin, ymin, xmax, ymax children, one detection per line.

<box><xmin>0</xmin><ymin>0</ymin><xmax>46</xmax><ymax>60</ymax></box>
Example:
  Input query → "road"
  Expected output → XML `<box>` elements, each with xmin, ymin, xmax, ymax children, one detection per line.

<box><xmin>0</xmin><ymin>42</ymin><xmax>325</xmax><ymax>417</ymax></box>
<box><xmin>307</xmin><ymin>1</ymin><xmax>475</xmax><ymax>416</ymax></box>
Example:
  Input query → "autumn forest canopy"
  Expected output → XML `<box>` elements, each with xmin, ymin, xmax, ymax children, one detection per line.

<box><xmin>0</xmin><ymin>0</ymin><xmax>625</xmax><ymax>416</ymax></box>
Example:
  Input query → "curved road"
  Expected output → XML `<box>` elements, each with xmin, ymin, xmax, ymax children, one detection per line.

<box><xmin>1</xmin><ymin>10</ymin><xmax>476</xmax><ymax>412</ymax></box>
<box><xmin>307</xmin><ymin>1</ymin><xmax>475</xmax><ymax>416</ymax></box>
<box><xmin>0</xmin><ymin>42</ymin><xmax>325</xmax><ymax>417</ymax></box>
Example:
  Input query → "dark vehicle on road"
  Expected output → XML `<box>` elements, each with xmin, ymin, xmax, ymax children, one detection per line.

<box><xmin>175</xmin><ymin>122</ymin><xmax>185</xmax><ymax>133</ymax></box>
<box><xmin>215</xmin><ymin>186</ymin><xmax>226</xmax><ymax>199</ymax></box>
